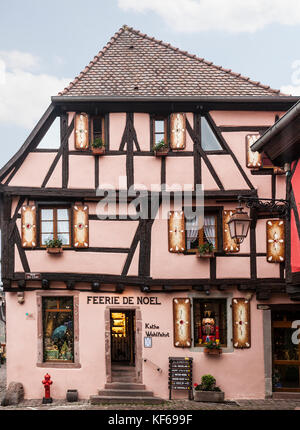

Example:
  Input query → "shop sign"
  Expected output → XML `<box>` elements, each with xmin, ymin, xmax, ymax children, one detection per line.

<box><xmin>87</xmin><ymin>296</ymin><xmax>162</xmax><ymax>305</ymax></box>
<box><xmin>25</xmin><ymin>272</ymin><xmax>41</xmax><ymax>280</ymax></box>
<box><xmin>168</xmin><ymin>357</ymin><xmax>193</xmax><ymax>400</ymax></box>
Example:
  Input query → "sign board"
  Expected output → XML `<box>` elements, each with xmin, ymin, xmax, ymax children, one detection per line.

<box><xmin>168</xmin><ymin>357</ymin><xmax>193</xmax><ymax>400</ymax></box>
<box><xmin>25</xmin><ymin>273</ymin><xmax>41</xmax><ymax>280</ymax></box>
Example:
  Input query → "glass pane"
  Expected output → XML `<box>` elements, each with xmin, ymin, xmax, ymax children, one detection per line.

<box><xmin>41</xmin><ymin>209</ymin><xmax>54</xmax><ymax>221</ymax></box>
<box><xmin>44</xmin><ymin>298</ymin><xmax>58</xmax><ymax>309</ymax></box>
<box><xmin>203</xmin><ymin>215</ymin><xmax>216</xmax><ymax>247</ymax></box>
<box><xmin>273</xmin><ymin>327</ymin><xmax>300</xmax><ymax>361</ymax></box>
<box><xmin>42</xmin><ymin>233</ymin><xmax>54</xmax><ymax>245</ymax></box>
<box><xmin>155</xmin><ymin>120</ymin><xmax>165</xmax><ymax>133</ymax></box>
<box><xmin>155</xmin><ymin>133</ymin><xmax>165</xmax><ymax>144</ymax></box>
<box><xmin>59</xmin><ymin>297</ymin><xmax>73</xmax><ymax>310</ymax></box>
<box><xmin>57</xmin><ymin>233</ymin><xmax>70</xmax><ymax>245</ymax></box>
<box><xmin>41</xmin><ymin>221</ymin><xmax>53</xmax><ymax>233</ymax></box>
<box><xmin>193</xmin><ymin>299</ymin><xmax>227</xmax><ymax>346</ymax></box>
<box><xmin>57</xmin><ymin>209</ymin><xmax>69</xmax><ymax>221</ymax></box>
<box><xmin>57</xmin><ymin>221</ymin><xmax>69</xmax><ymax>233</ymax></box>
<box><xmin>201</xmin><ymin>117</ymin><xmax>223</xmax><ymax>151</ymax></box>
<box><xmin>43</xmin><ymin>297</ymin><xmax>74</xmax><ymax>362</ymax></box>
<box><xmin>273</xmin><ymin>365</ymin><xmax>300</xmax><ymax>389</ymax></box>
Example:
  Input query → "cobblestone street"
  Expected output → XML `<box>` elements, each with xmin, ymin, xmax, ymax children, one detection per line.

<box><xmin>1</xmin><ymin>364</ymin><xmax>300</xmax><ymax>410</ymax></box>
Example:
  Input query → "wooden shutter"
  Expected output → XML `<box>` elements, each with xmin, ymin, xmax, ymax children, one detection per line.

<box><xmin>21</xmin><ymin>205</ymin><xmax>37</xmax><ymax>248</ymax></box>
<box><xmin>246</xmin><ymin>134</ymin><xmax>262</xmax><ymax>168</ymax></box>
<box><xmin>170</xmin><ymin>113</ymin><xmax>186</xmax><ymax>150</ymax></box>
<box><xmin>223</xmin><ymin>210</ymin><xmax>240</xmax><ymax>253</ymax></box>
<box><xmin>232</xmin><ymin>298</ymin><xmax>251</xmax><ymax>348</ymax></box>
<box><xmin>266</xmin><ymin>219</ymin><xmax>285</xmax><ymax>263</ymax></box>
<box><xmin>173</xmin><ymin>298</ymin><xmax>191</xmax><ymax>347</ymax></box>
<box><xmin>168</xmin><ymin>211</ymin><xmax>186</xmax><ymax>253</ymax></box>
<box><xmin>75</xmin><ymin>113</ymin><xmax>89</xmax><ymax>150</ymax></box>
<box><xmin>73</xmin><ymin>205</ymin><xmax>89</xmax><ymax>248</ymax></box>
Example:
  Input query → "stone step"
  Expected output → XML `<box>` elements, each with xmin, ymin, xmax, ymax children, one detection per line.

<box><xmin>98</xmin><ymin>389</ymin><xmax>154</xmax><ymax>397</ymax></box>
<box><xmin>273</xmin><ymin>392</ymin><xmax>300</xmax><ymax>400</ymax></box>
<box><xmin>90</xmin><ymin>395</ymin><xmax>164</xmax><ymax>405</ymax></box>
<box><xmin>105</xmin><ymin>382</ymin><xmax>146</xmax><ymax>390</ymax></box>
<box><xmin>111</xmin><ymin>376</ymin><xmax>137</xmax><ymax>382</ymax></box>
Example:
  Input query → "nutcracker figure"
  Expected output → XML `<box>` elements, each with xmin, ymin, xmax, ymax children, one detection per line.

<box><xmin>200</xmin><ymin>311</ymin><xmax>219</xmax><ymax>344</ymax></box>
<box><xmin>42</xmin><ymin>373</ymin><xmax>53</xmax><ymax>404</ymax></box>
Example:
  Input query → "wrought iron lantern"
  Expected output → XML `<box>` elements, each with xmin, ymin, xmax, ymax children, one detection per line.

<box><xmin>227</xmin><ymin>205</ymin><xmax>251</xmax><ymax>244</ymax></box>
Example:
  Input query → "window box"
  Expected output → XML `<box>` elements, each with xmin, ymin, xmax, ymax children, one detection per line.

<box><xmin>196</xmin><ymin>249</ymin><xmax>214</xmax><ymax>258</ymax></box>
<box><xmin>204</xmin><ymin>347</ymin><xmax>222</xmax><ymax>355</ymax></box>
<box><xmin>91</xmin><ymin>146</ymin><xmax>105</xmax><ymax>155</ymax></box>
<box><xmin>154</xmin><ymin>147</ymin><xmax>169</xmax><ymax>157</ymax></box>
<box><xmin>46</xmin><ymin>247</ymin><xmax>63</xmax><ymax>254</ymax></box>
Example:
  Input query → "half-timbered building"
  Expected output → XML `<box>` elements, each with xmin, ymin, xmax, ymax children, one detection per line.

<box><xmin>1</xmin><ymin>25</ymin><xmax>299</xmax><ymax>401</ymax></box>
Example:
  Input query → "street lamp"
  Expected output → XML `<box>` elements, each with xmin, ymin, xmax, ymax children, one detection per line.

<box><xmin>227</xmin><ymin>205</ymin><xmax>251</xmax><ymax>244</ymax></box>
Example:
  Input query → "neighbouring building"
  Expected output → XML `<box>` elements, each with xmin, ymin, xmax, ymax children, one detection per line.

<box><xmin>0</xmin><ymin>25</ymin><xmax>299</xmax><ymax>401</ymax></box>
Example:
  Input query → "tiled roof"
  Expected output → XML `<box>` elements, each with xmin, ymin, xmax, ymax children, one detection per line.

<box><xmin>58</xmin><ymin>25</ymin><xmax>286</xmax><ymax>97</ymax></box>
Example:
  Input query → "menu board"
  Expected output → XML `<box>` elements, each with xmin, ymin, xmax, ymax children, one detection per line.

<box><xmin>168</xmin><ymin>357</ymin><xmax>193</xmax><ymax>400</ymax></box>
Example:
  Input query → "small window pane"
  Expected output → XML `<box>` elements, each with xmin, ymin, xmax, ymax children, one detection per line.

<box><xmin>57</xmin><ymin>209</ymin><xmax>69</xmax><ymax>221</ymax></box>
<box><xmin>41</xmin><ymin>221</ymin><xmax>54</xmax><ymax>233</ymax></box>
<box><xmin>201</xmin><ymin>117</ymin><xmax>222</xmax><ymax>151</ymax></box>
<box><xmin>43</xmin><ymin>297</ymin><xmax>74</xmax><ymax>362</ymax></box>
<box><xmin>41</xmin><ymin>209</ymin><xmax>54</xmax><ymax>221</ymax></box>
<box><xmin>155</xmin><ymin>120</ymin><xmax>165</xmax><ymax>133</ymax></box>
<box><xmin>57</xmin><ymin>221</ymin><xmax>70</xmax><ymax>233</ymax></box>
<box><xmin>44</xmin><ymin>298</ymin><xmax>58</xmax><ymax>309</ymax></box>
<box><xmin>42</xmin><ymin>233</ymin><xmax>54</xmax><ymax>245</ymax></box>
<box><xmin>155</xmin><ymin>134</ymin><xmax>165</xmax><ymax>144</ymax></box>
<box><xmin>57</xmin><ymin>233</ymin><xmax>70</xmax><ymax>245</ymax></box>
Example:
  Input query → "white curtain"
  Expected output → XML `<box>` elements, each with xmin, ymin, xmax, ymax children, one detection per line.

<box><xmin>186</xmin><ymin>216</ymin><xmax>199</xmax><ymax>249</ymax></box>
<box><xmin>203</xmin><ymin>216</ymin><xmax>216</xmax><ymax>247</ymax></box>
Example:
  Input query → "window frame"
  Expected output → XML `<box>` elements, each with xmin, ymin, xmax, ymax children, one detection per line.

<box><xmin>200</xmin><ymin>114</ymin><xmax>226</xmax><ymax>153</ymax></box>
<box><xmin>90</xmin><ymin>115</ymin><xmax>105</xmax><ymax>146</ymax></box>
<box><xmin>39</xmin><ymin>206</ymin><xmax>72</xmax><ymax>248</ymax></box>
<box><xmin>184</xmin><ymin>207</ymin><xmax>222</xmax><ymax>254</ymax></box>
<box><xmin>37</xmin><ymin>291</ymin><xmax>81</xmax><ymax>368</ymax></box>
<box><xmin>151</xmin><ymin>115</ymin><xmax>169</xmax><ymax>149</ymax></box>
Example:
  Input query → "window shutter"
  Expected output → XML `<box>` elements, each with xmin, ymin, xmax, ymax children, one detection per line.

<box><xmin>73</xmin><ymin>205</ymin><xmax>89</xmax><ymax>248</ymax></box>
<box><xmin>21</xmin><ymin>205</ymin><xmax>37</xmax><ymax>248</ymax></box>
<box><xmin>75</xmin><ymin>113</ymin><xmax>89</xmax><ymax>150</ymax></box>
<box><xmin>170</xmin><ymin>113</ymin><xmax>186</xmax><ymax>150</ymax></box>
<box><xmin>266</xmin><ymin>220</ymin><xmax>285</xmax><ymax>263</ymax></box>
<box><xmin>232</xmin><ymin>298</ymin><xmax>251</xmax><ymax>348</ymax></box>
<box><xmin>173</xmin><ymin>298</ymin><xmax>191</xmax><ymax>347</ymax></box>
<box><xmin>168</xmin><ymin>211</ymin><xmax>186</xmax><ymax>253</ymax></box>
<box><xmin>223</xmin><ymin>210</ymin><xmax>240</xmax><ymax>253</ymax></box>
<box><xmin>246</xmin><ymin>135</ymin><xmax>262</xmax><ymax>168</ymax></box>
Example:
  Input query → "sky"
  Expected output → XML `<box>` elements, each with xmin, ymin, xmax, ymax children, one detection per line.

<box><xmin>1</xmin><ymin>0</ymin><xmax>300</xmax><ymax>168</ymax></box>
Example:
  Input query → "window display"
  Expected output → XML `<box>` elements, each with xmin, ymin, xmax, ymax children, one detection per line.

<box><xmin>193</xmin><ymin>299</ymin><xmax>227</xmax><ymax>347</ymax></box>
<box><xmin>43</xmin><ymin>297</ymin><xmax>74</xmax><ymax>362</ymax></box>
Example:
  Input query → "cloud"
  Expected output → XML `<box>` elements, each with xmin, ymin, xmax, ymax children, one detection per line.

<box><xmin>280</xmin><ymin>85</ymin><xmax>300</xmax><ymax>96</ymax></box>
<box><xmin>0</xmin><ymin>51</ymin><xmax>70</xmax><ymax>129</ymax></box>
<box><xmin>280</xmin><ymin>59</ymin><xmax>300</xmax><ymax>95</ymax></box>
<box><xmin>118</xmin><ymin>0</ymin><xmax>300</xmax><ymax>33</ymax></box>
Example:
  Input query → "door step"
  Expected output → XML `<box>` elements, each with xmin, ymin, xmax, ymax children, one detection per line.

<box><xmin>90</xmin><ymin>395</ymin><xmax>164</xmax><ymax>405</ymax></box>
<box><xmin>273</xmin><ymin>392</ymin><xmax>300</xmax><ymax>400</ymax></box>
<box><xmin>98</xmin><ymin>389</ymin><xmax>154</xmax><ymax>397</ymax></box>
<box><xmin>105</xmin><ymin>382</ymin><xmax>146</xmax><ymax>390</ymax></box>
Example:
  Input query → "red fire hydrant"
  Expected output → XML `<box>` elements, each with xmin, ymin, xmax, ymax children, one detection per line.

<box><xmin>42</xmin><ymin>373</ymin><xmax>53</xmax><ymax>404</ymax></box>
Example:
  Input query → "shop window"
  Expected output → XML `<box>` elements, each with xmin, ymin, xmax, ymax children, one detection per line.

<box><xmin>153</xmin><ymin>117</ymin><xmax>168</xmax><ymax>146</ymax></box>
<box><xmin>40</xmin><ymin>207</ymin><xmax>71</xmax><ymax>247</ymax></box>
<box><xmin>193</xmin><ymin>298</ymin><xmax>227</xmax><ymax>347</ymax></box>
<box><xmin>43</xmin><ymin>297</ymin><xmax>74</xmax><ymax>362</ymax></box>
<box><xmin>186</xmin><ymin>213</ymin><xmax>218</xmax><ymax>252</ymax></box>
<box><xmin>200</xmin><ymin>117</ymin><xmax>223</xmax><ymax>151</ymax></box>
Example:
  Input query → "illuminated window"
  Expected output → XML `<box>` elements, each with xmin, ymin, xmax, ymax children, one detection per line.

<box><xmin>193</xmin><ymin>299</ymin><xmax>227</xmax><ymax>347</ymax></box>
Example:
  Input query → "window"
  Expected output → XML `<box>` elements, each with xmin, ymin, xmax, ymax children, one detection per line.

<box><xmin>193</xmin><ymin>299</ymin><xmax>227</xmax><ymax>347</ymax></box>
<box><xmin>186</xmin><ymin>212</ymin><xmax>218</xmax><ymax>251</ymax></box>
<box><xmin>43</xmin><ymin>297</ymin><xmax>74</xmax><ymax>362</ymax></box>
<box><xmin>201</xmin><ymin>117</ymin><xmax>223</xmax><ymax>151</ymax></box>
<box><xmin>153</xmin><ymin>117</ymin><xmax>167</xmax><ymax>145</ymax></box>
<box><xmin>40</xmin><ymin>207</ymin><xmax>71</xmax><ymax>246</ymax></box>
<box><xmin>91</xmin><ymin>116</ymin><xmax>105</xmax><ymax>144</ymax></box>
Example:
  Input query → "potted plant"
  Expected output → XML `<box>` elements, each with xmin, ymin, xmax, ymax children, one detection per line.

<box><xmin>45</xmin><ymin>238</ymin><xmax>63</xmax><ymax>254</ymax></box>
<box><xmin>153</xmin><ymin>139</ymin><xmax>169</xmax><ymax>156</ymax></box>
<box><xmin>193</xmin><ymin>374</ymin><xmax>224</xmax><ymax>403</ymax></box>
<box><xmin>204</xmin><ymin>340</ymin><xmax>222</xmax><ymax>355</ymax></box>
<box><xmin>91</xmin><ymin>137</ymin><xmax>105</xmax><ymax>154</ymax></box>
<box><xmin>196</xmin><ymin>242</ymin><xmax>214</xmax><ymax>258</ymax></box>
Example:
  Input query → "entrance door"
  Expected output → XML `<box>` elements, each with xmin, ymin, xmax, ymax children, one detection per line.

<box><xmin>272</xmin><ymin>306</ymin><xmax>300</xmax><ymax>392</ymax></box>
<box><xmin>110</xmin><ymin>310</ymin><xmax>135</xmax><ymax>365</ymax></box>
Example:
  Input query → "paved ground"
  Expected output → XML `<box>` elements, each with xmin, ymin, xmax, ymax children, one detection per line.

<box><xmin>1</xmin><ymin>364</ymin><xmax>300</xmax><ymax>410</ymax></box>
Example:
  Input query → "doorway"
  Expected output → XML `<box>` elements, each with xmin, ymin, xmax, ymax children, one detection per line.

<box><xmin>272</xmin><ymin>306</ymin><xmax>300</xmax><ymax>392</ymax></box>
<box><xmin>110</xmin><ymin>310</ymin><xmax>135</xmax><ymax>366</ymax></box>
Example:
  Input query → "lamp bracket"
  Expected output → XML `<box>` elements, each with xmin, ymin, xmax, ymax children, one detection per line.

<box><xmin>237</xmin><ymin>196</ymin><xmax>289</xmax><ymax>218</ymax></box>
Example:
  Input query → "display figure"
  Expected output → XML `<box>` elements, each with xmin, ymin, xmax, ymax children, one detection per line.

<box><xmin>198</xmin><ymin>310</ymin><xmax>219</xmax><ymax>344</ymax></box>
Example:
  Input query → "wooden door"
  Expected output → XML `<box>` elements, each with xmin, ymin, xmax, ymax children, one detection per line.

<box><xmin>110</xmin><ymin>310</ymin><xmax>135</xmax><ymax>365</ymax></box>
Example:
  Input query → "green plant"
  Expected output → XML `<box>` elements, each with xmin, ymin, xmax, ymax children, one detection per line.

<box><xmin>91</xmin><ymin>137</ymin><xmax>105</xmax><ymax>148</ymax></box>
<box><xmin>154</xmin><ymin>139</ymin><xmax>168</xmax><ymax>152</ymax></box>
<box><xmin>204</xmin><ymin>340</ymin><xmax>221</xmax><ymax>349</ymax></box>
<box><xmin>194</xmin><ymin>374</ymin><xmax>221</xmax><ymax>392</ymax></box>
<box><xmin>45</xmin><ymin>238</ymin><xmax>63</xmax><ymax>248</ymax></box>
<box><xmin>197</xmin><ymin>242</ymin><xmax>214</xmax><ymax>254</ymax></box>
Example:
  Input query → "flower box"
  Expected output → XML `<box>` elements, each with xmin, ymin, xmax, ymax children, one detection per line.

<box><xmin>46</xmin><ymin>247</ymin><xmax>63</xmax><ymax>254</ymax></box>
<box><xmin>196</xmin><ymin>250</ymin><xmax>214</xmax><ymax>258</ymax></box>
<box><xmin>193</xmin><ymin>390</ymin><xmax>224</xmax><ymax>403</ymax></box>
<box><xmin>91</xmin><ymin>147</ymin><xmax>105</xmax><ymax>155</ymax></box>
<box><xmin>204</xmin><ymin>347</ymin><xmax>222</xmax><ymax>355</ymax></box>
<box><xmin>154</xmin><ymin>149</ymin><xmax>169</xmax><ymax>157</ymax></box>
